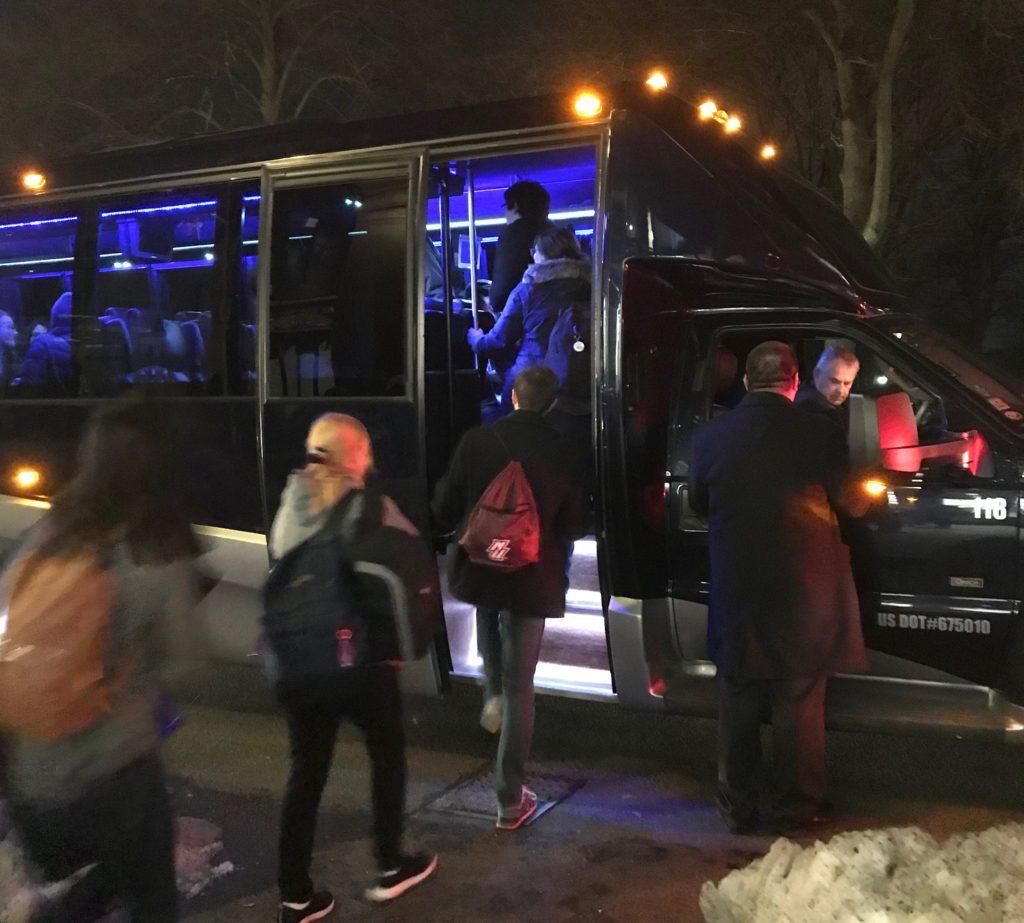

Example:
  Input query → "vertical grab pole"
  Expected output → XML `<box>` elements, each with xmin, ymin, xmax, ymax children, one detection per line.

<box><xmin>466</xmin><ymin>161</ymin><xmax>481</xmax><ymax>372</ymax></box>
<box><xmin>437</xmin><ymin>170</ymin><xmax>457</xmax><ymax>447</ymax></box>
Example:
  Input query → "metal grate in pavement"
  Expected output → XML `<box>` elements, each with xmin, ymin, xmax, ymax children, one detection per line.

<box><xmin>417</xmin><ymin>761</ymin><xmax>584</xmax><ymax>827</ymax></box>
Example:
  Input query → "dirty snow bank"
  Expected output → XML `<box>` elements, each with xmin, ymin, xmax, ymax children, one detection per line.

<box><xmin>701</xmin><ymin>824</ymin><xmax>1024</xmax><ymax>922</ymax></box>
<box><xmin>0</xmin><ymin>806</ymin><xmax>234</xmax><ymax>922</ymax></box>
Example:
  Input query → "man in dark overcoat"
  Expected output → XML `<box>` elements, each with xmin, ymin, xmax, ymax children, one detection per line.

<box><xmin>690</xmin><ymin>341</ymin><xmax>868</xmax><ymax>834</ymax></box>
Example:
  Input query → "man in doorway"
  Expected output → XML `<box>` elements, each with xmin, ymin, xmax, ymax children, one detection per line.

<box><xmin>431</xmin><ymin>365</ymin><xmax>584</xmax><ymax>830</ymax></box>
<box><xmin>689</xmin><ymin>341</ymin><xmax>867</xmax><ymax>835</ymax></box>
<box><xmin>796</xmin><ymin>344</ymin><xmax>860</xmax><ymax>436</ymax></box>
<box><xmin>487</xmin><ymin>180</ymin><xmax>554</xmax><ymax>317</ymax></box>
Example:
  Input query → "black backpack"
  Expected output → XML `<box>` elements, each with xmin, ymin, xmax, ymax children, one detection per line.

<box><xmin>543</xmin><ymin>297</ymin><xmax>591</xmax><ymax>408</ymax></box>
<box><xmin>261</xmin><ymin>494</ymin><xmax>367</xmax><ymax>683</ymax></box>
<box><xmin>261</xmin><ymin>489</ymin><xmax>440</xmax><ymax>683</ymax></box>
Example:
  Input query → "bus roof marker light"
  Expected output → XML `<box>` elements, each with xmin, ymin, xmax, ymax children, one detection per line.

<box><xmin>645</xmin><ymin>70</ymin><xmax>669</xmax><ymax>92</ymax></box>
<box><xmin>697</xmin><ymin>100</ymin><xmax>718</xmax><ymax>121</ymax></box>
<box><xmin>13</xmin><ymin>467</ymin><xmax>40</xmax><ymax>491</ymax></box>
<box><xmin>21</xmin><ymin>171</ymin><xmax>46</xmax><ymax>193</ymax></box>
<box><xmin>724</xmin><ymin>115</ymin><xmax>742</xmax><ymax>134</ymax></box>
<box><xmin>760</xmin><ymin>143</ymin><xmax>778</xmax><ymax>161</ymax></box>
<box><xmin>572</xmin><ymin>90</ymin><xmax>603</xmax><ymax>119</ymax></box>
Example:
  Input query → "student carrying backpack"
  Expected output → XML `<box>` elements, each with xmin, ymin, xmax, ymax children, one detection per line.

<box><xmin>0</xmin><ymin>401</ymin><xmax>204</xmax><ymax>923</ymax></box>
<box><xmin>432</xmin><ymin>366</ymin><xmax>585</xmax><ymax>831</ymax></box>
<box><xmin>265</xmin><ymin>413</ymin><xmax>437</xmax><ymax>923</ymax></box>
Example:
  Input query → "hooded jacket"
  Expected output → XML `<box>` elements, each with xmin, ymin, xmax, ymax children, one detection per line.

<box><xmin>472</xmin><ymin>258</ymin><xmax>591</xmax><ymax>407</ymax></box>
<box><xmin>19</xmin><ymin>292</ymin><xmax>73</xmax><ymax>392</ymax></box>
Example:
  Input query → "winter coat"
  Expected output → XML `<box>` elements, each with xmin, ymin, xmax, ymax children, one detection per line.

<box><xmin>689</xmin><ymin>390</ymin><xmax>868</xmax><ymax>680</ymax></box>
<box><xmin>2</xmin><ymin>538</ymin><xmax>204</xmax><ymax>807</ymax></box>
<box><xmin>487</xmin><ymin>215</ymin><xmax>554</xmax><ymax>326</ymax></box>
<box><xmin>431</xmin><ymin>410</ymin><xmax>585</xmax><ymax>618</ymax></box>
<box><xmin>473</xmin><ymin>258</ymin><xmax>591</xmax><ymax>406</ymax></box>
<box><xmin>19</xmin><ymin>293</ymin><xmax>73</xmax><ymax>393</ymax></box>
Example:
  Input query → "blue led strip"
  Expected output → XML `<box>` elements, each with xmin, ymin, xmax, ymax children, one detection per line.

<box><xmin>0</xmin><ymin>215</ymin><xmax>78</xmax><ymax>232</ymax></box>
<box><xmin>425</xmin><ymin>208</ymin><xmax>595</xmax><ymax>231</ymax></box>
<box><xmin>100</xmin><ymin>200</ymin><xmax>217</xmax><ymax>219</ymax></box>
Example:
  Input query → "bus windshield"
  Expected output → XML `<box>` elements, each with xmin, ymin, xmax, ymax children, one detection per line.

<box><xmin>871</xmin><ymin>315</ymin><xmax>1024</xmax><ymax>428</ymax></box>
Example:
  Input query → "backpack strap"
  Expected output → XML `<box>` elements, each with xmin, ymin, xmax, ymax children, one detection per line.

<box><xmin>492</xmin><ymin>426</ymin><xmax>514</xmax><ymax>461</ymax></box>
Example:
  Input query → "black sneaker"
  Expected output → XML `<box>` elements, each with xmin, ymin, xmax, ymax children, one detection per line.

<box><xmin>278</xmin><ymin>890</ymin><xmax>334</xmax><ymax>923</ymax></box>
<box><xmin>364</xmin><ymin>853</ymin><xmax>438</xmax><ymax>903</ymax></box>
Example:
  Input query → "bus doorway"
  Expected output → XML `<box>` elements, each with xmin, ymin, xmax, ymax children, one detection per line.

<box><xmin>424</xmin><ymin>144</ymin><xmax>613</xmax><ymax>697</ymax></box>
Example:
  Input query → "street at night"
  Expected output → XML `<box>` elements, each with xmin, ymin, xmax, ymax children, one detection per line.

<box><xmin>3</xmin><ymin>3</ymin><xmax>1024</xmax><ymax>921</ymax></box>
<box><xmin>161</xmin><ymin>668</ymin><xmax>1024</xmax><ymax>922</ymax></box>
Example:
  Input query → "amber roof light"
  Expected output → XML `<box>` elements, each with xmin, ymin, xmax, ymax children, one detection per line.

<box><xmin>572</xmin><ymin>90</ymin><xmax>604</xmax><ymax>119</ymax></box>
<box><xmin>21</xmin><ymin>170</ymin><xmax>46</xmax><ymax>193</ymax></box>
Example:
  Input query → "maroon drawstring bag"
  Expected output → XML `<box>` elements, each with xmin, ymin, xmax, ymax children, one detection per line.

<box><xmin>458</xmin><ymin>432</ymin><xmax>540</xmax><ymax>571</ymax></box>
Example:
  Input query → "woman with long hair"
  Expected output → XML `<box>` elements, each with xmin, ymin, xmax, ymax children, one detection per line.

<box><xmin>2</xmin><ymin>399</ymin><xmax>203</xmax><ymax>922</ymax></box>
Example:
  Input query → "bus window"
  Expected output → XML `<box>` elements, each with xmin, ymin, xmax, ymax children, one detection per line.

<box><xmin>84</xmin><ymin>191</ymin><xmax>221</xmax><ymax>396</ymax></box>
<box><xmin>268</xmin><ymin>178</ymin><xmax>407</xmax><ymax>398</ymax></box>
<box><xmin>608</xmin><ymin>113</ymin><xmax>771</xmax><ymax>269</ymax></box>
<box><xmin>0</xmin><ymin>210</ymin><xmax>78</xmax><ymax>398</ymax></box>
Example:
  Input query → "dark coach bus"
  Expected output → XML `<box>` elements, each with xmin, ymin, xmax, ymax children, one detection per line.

<box><xmin>2</xmin><ymin>81</ymin><xmax>1024</xmax><ymax>741</ymax></box>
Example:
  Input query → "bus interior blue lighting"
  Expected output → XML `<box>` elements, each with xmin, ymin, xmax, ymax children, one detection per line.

<box><xmin>100</xmin><ymin>200</ymin><xmax>218</xmax><ymax>219</ymax></box>
<box><xmin>0</xmin><ymin>216</ymin><xmax>78</xmax><ymax>232</ymax></box>
<box><xmin>424</xmin><ymin>208</ymin><xmax>596</xmax><ymax>232</ymax></box>
<box><xmin>0</xmin><ymin>256</ymin><xmax>73</xmax><ymax>269</ymax></box>
<box><xmin>100</xmin><ymin>258</ymin><xmax>214</xmax><ymax>272</ymax></box>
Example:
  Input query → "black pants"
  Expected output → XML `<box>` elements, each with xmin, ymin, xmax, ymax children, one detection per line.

<box><xmin>10</xmin><ymin>754</ymin><xmax>177</xmax><ymax>923</ymax></box>
<box><xmin>277</xmin><ymin>664</ymin><xmax>406</xmax><ymax>903</ymax></box>
<box><xmin>717</xmin><ymin>674</ymin><xmax>828</xmax><ymax>822</ymax></box>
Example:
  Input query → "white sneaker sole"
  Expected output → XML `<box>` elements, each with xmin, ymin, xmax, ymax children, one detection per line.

<box><xmin>496</xmin><ymin>797</ymin><xmax>539</xmax><ymax>830</ymax></box>
<box><xmin>279</xmin><ymin>900</ymin><xmax>334</xmax><ymax>923</ymax></box>
<box><xmin>363</xmin><ymin>855</ymin><xmax>438</xmax><ymax>903</ymax></box>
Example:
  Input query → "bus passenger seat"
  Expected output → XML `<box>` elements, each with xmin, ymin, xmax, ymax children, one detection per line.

<box><xmin>180</xmin><ymin>320</ymin><xmax>205</xmax><ymax>381</ymax></box>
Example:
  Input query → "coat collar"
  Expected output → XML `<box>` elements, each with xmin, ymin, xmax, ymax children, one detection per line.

<box><xmin>739</xmin><ymin>390</ymin><xmax>794</xmax><ymax>409</ymax></box>
<box><xmin>522</xmin><ymin>258</ymin><xmax>590</xmax><ymax>286</ymax></box>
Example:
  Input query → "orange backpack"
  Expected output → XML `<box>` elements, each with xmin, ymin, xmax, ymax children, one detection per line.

<box><xmin>0</xmin><ymin>551</ymin><xmax>117</xmax><ymax>741</ymax></box>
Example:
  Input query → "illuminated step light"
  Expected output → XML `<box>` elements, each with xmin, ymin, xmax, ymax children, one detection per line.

<box><xmin>645</xmin><ymin>69</ymin><xmax>669</xmax><ymax>92</ymax></box>
<box><xmin>21</xmin><ymin>171</ymin><xmax>46</xmax><ymax>193</ymax></box>
<box><xmin>572</xmin><ymin>89</ymin><xmax>604</xmax><ymax>119</ymax></box>
<box><xmin>759</xmin><ymin>143</ymin><xmax>778</xmax><ymax>161</ymax></box>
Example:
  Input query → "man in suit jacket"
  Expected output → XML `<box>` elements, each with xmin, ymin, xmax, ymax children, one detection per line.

<box><xmin>690</xmin><ymin>341</ymin><xmax>868</xmax><ymax>834</ymax></box>
<box><xmin>432</xmin><ymin>365</ymin><xmax>584</xmax><ymax>830</ymax></box>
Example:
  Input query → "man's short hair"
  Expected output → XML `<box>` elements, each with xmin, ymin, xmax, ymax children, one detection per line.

<box><xmin>513</xmin><ymin>365</ymin><xmax>559</xmax><ymax>412</ymax></box>
<box><xmin>745</xmin><ymin>341</ymin><xmax>799</xmax><ymax>390</ymax></box>
<box><xmin>815</xmin><ymin>344</ymin><xmax>860</xmax><ymax>373</ymax></box>
<box><xmin>504</xmin><ymin>181</ymin><xmax>550</xmax><ymax>221</ymax></box>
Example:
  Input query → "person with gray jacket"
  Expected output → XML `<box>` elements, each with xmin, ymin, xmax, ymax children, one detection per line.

<box><xmin>1</xmin><ymin>401</ymin><xmax>204</xmax><ymax>922</ymax></box>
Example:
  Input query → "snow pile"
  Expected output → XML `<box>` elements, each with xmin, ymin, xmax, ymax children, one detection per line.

<box><xmin>701</xmin><ymin>824</ymin><xmax>1024</xmax><ymax>922</ymax></box>
<box><xmin>0</xmin><ymin>804</ymin><xmax>234</xmax><ymax>918</ymax></box>
<box><xmin>174</xmin><ymin>815</ymin><xmax>235</xmax><ymax>899</ymax></box>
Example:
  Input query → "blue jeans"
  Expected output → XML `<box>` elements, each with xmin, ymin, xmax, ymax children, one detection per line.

<box><xmin>476</xmin><ymin>607</ymin><xmax>547</xmax><ymax>808</ymax></box>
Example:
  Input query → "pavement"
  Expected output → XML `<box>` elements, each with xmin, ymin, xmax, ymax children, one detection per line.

<box><xmin>166</xmin><ymin>665</ymin><xmax>1024</xmax><ymax>922</ymax></box>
